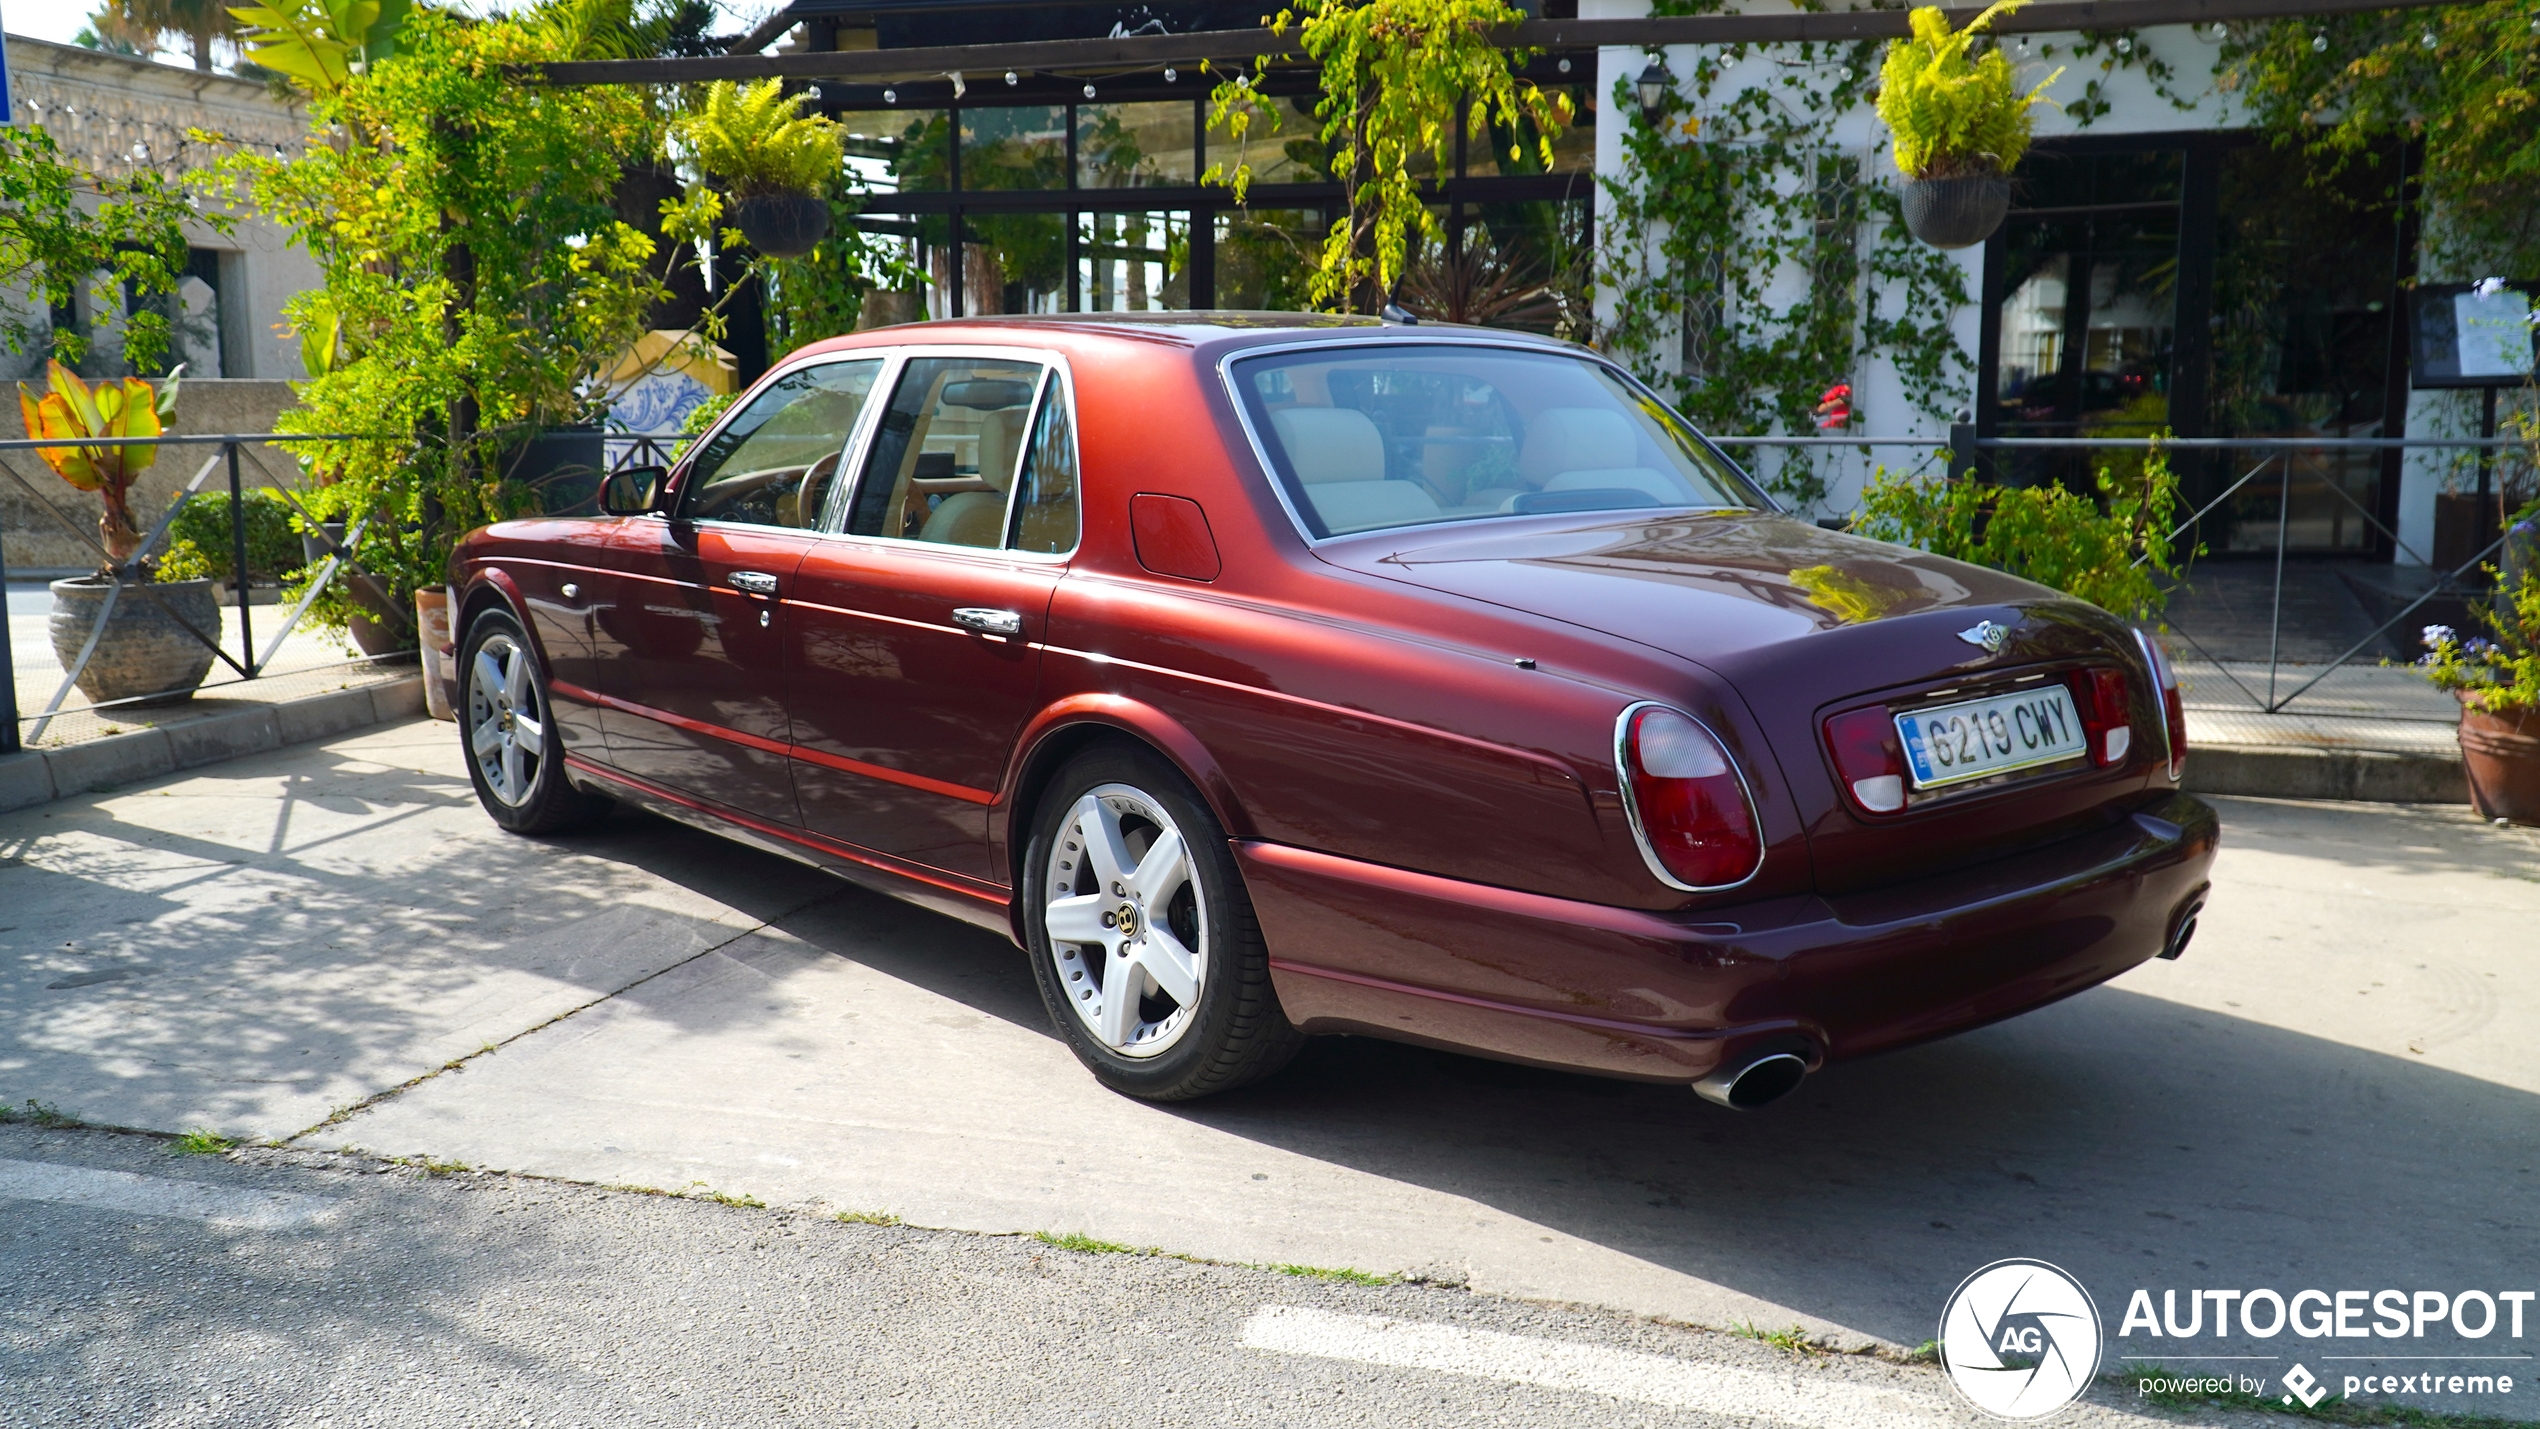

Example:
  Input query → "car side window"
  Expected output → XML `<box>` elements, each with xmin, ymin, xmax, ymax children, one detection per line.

<box><xmin>846</xmin><ymin>357</ymin><xmax>1048</xmax><ymax>549</ymax></box>
<box><xmin>681</xmin><ymin>359</ymin><xmax>883</xmax><ymax>529</ymax></box>
<box><xmin>1009</xmin><ymin>380</ymin><xmax>1080</xmax><ymax>555</ymax></box>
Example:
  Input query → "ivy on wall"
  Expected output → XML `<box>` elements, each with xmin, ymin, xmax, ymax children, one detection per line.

<box><xmin>1597</xmin><ymin>9</ymin><xmax>1973</xmax><ymax>510</ymax></box>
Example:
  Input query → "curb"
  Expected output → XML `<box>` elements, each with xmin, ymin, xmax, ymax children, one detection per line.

<box><xmin>2182</xmin><ymin>743</ymin><xmax>2468</xmax><ymax>804</ymax></box>
<box><xmin>0</xmin><ymin>676</ymin><xmax>425</xmax><ymax>815</ymax></box>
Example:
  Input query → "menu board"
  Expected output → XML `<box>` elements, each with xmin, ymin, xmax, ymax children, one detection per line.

<box><xmin>2412</xmin><ymin>282</ymin><xmax>2539</xmax><ymax>388</ymax></box>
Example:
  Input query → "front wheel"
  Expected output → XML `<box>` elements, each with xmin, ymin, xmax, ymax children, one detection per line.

<box><xmin>1023</xmin><ymin>745</ymin><xmax>1301</xmax><ymax>1100</ymax></box>
<box><xmin>460</xmin><ymin>609</ymin><xmax>605</xmax><ymax>835</ymax></box>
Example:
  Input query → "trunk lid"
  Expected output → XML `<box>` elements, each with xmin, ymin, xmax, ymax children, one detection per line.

<box><xmin>1324</xmin><ymin>511</ymin><xmax>2167</xmax><ymax>894</ymax></box>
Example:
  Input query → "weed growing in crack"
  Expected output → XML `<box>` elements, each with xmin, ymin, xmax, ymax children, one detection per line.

<box><xmin>835</xmin><ymin>1210</ymin><xmax>901</xmax><ymax>1227</ymax></box>
<box><xmin>0</xmin><ymin>1099</ymin><xmax>78</xmax><ymax>1128</ymax></box>
<box><xmin>1731</xmin><ymin>1321</ymin><xmax>1821</xmax><ymax>1355</ymax></box>
<box><xmin>1034</xmin><ymin>1231</ymin><xmax>1139</xmax><ymax>1256</ymax></box>
<box><xmin>171</xmin><ymin>1129</ymin><xmax>237</xmax><ymax>1155</ymax></box>
<box><xmin>1274</xmin><ymin>1264</ymin><xmax>1391</xmax><ymax>1287</ymax></box>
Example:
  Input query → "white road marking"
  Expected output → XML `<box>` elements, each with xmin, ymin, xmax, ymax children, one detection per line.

<box><xmin>1241</xmin><ymin>1305</ymin><xmax>1957</xmax><ymax>1428</ymax></box>
<box><xmin>0</xmin><ymin>1158</ymin><xmax>338</xmax><ymax>1229</ymax></box>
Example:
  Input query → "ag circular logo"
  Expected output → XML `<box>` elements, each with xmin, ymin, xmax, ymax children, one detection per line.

<box><xmin>1939</xmin><ymin>1259</ymin><xmax>2103</xmax><ymax>1419</ymax></box>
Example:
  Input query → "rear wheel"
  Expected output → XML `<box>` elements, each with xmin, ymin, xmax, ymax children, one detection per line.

<box><xmin>1023</xmin><ymin>745</ymin><xmax>1301</xmax><ymax>1100</ymax></box>
<box><xmin>460</xmin><ymin>610</ymin><xmax>605</xmax><ymax>834</ymax></box>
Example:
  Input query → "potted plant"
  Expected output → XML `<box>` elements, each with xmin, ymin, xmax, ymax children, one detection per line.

<box><xmin>1876</xmin><ymin>1</ymin><xmax>2061</xmax><ymax>249</ymax></box>
<box><xmin>18</xmin><ymin>360</ymin><xmax>219</xmax><ymax>706</ymax></box>
<box><xmin>2416</xmin><ymin>561</ymin><xmax>2540</xmax><ymax>825</ymax></box>
<box><xmin>676</xmin><ymin>80</ymin><xmax>844</xmax><ymax>260</ymax></box>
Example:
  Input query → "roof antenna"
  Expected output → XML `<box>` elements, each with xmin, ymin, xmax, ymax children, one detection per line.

<box><xmin>1380</xmin><ymin>302</ymin><xmax>1419</xmax><ymax>325</ymax></box>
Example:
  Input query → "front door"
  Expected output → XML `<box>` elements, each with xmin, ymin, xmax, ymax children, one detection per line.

<box><xmin>582</xmin><ymin>357</ymin><xmax>884</xmax><ymax>821</ymax></box>
<box><xmin>787</xmin><ymin>353</ymin><xmax>1080</xmax><ymax>882</ymax></box>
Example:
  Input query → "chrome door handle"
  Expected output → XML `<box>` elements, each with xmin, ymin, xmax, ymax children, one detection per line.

<box><xmin>952</xmin><ymin>607</ymin><xmax>1024</xmax><ymax>637</ymax></box>
<box><xmin>727</xmin><ymin>571</ymin><xmax>779</xmax><ymax>596</ymax></box>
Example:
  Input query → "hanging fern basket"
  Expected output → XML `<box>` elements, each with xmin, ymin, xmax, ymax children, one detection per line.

<box><xmin>1900</xmin><ymin>172</ymin><xmax>2011</xmax><ymax>250</ymax></box>
<box><xmin>731</xmin><ymin>192</ymin><xmax>831</xmax><ymax>259</ymax></box>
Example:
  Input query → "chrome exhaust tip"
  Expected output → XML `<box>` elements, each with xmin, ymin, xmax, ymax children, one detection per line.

<box><xmin>2158</xmin><ymin>897</ymin><xmax>2205</xmax><ymax>961</ymax></box>
<box><xmin>1693</xmin><ymin>1051</ymin><xmax>1810</xmax><ymax>1110</ymax></box>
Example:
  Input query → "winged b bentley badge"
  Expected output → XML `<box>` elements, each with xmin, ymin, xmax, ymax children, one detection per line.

<box><xmin>1957</xmin><ymin>619</ymin><xmax>2011</xmax><ymax>653</ymax></box>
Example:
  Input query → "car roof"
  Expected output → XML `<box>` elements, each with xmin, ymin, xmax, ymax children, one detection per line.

<box><xmin>784</xmin><ymin>312</ymin><xmax>1593</xmax><ymax>363</ymax></box>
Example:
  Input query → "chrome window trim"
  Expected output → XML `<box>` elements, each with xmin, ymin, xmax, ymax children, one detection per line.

<box><xmin>675</xmin><ymin>351</ymin><xmax>894</xmax><ymax>536</ymax></box>
<box><xmin>1611</xmin><ymin>700</ymin><xmax>1767</xmax><ymax>895</ymax></box>
<box><xmin>814</xmin><ymin>343</ymin><xmax>1084</xmax><ymax>564</ymax></box>
<box><xmin>1213</xmin><ymin>335</ymin><xmax>1779</xmax><ymax>550</ymax></box>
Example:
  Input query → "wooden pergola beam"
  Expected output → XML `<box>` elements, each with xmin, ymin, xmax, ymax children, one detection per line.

<box><xmin>530</xmin><ymin>0</ymin><xmax>2483</xmax><ymax>85</ymax></box>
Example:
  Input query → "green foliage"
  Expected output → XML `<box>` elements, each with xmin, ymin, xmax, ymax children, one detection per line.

<box><xmin>1876</xmin><ymin>2</ymin><xmax>2061</xmax><ymax>180</ymax></box>
<box><xmin>834</xmin><ymin>1209</ymin><xmax>901</xmax><ymax>1227</ymax></box>
<box><xmin>1206</xmin><ymin>0</ymin><xmax>1571</xmax><ymax>310</ymax></box>
<box><xmin>2415</xmin><ymin>570</ymin><xmax>2540</xmax><ymax>716</ymax></box>
<box><xmin>171</xmin><ymin>1128</ymin><xmax>239</xmax><ymax>1154</ymax></box>
<box><xmin>0</xmin><ymin>125</ymin><xmax>207</xmax><ymax>373</ymax></box>
<box><xmin>2222</xmin><ymin>2</ymin><xmax>2540</xmax><ymax>276</ymax></box>
<box><xmin>1850</xmin><ymin>442</ymin><xmax>2196</xmax><ymax>620</ymax></box>
<box><xmin>155</xmin><ymin>490</ymin><xmax>306</xmax><ymax>585</ymax></box>
<box><xmin>1599</xmin><ymin>12</ymin><xmax>1973</xmax><ymax>506</ymax></box>
<box><xmin>227</xmin><ymin>0</ymin><xmax>411</xmax><ymax>96</ymax></box>
<box><xmin>219</xmin><ymin>2</ymin><xmax>675</xmax><ymax>617</ymax></box>
<box><xmin>678</xmin><ymin>79</ymin><xmax>844</xmax><ymax>197</ymax></box>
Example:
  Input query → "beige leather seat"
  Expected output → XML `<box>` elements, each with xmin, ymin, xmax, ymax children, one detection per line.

<box><xmin>1269</xmin><ymin>407</ymin><xmax>1442</xmax><ymax>534</ymax></box>
<box><xmin>1510</xmin><ymin>407</ymin><xmax>1683</xmax><ymax>506</ymax></box>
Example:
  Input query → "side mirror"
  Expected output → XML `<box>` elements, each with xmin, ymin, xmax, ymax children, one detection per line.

<box><xmin>601</xmin><ymin>465</ymin><xmax>667</xmax><ymax>516</ymax></box>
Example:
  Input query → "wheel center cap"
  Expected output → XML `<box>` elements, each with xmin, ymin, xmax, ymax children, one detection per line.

<box><xmin>1114</xmin><ymin>903</ymin><xmax>1141</xmax><ymax>939</ymax></box>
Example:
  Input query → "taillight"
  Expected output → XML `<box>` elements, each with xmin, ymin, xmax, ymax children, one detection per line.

<box><xmin>1823</xmin><ymin>706</ymin><xmax>1907</xmax><ymax>814</ymax></box>
<box><xmin>1617</xmin><ymin>704</ymin><xmax>1763</xmax><ymax>891</ymax></box>
<box><xmin>2135</xmin><ymin>628</ymin><xmax>2186</xmax><ymax>780</ymax></box>
<box><xmin>2069</xmin><ymin>666</ymin><xmax>2133</xmax><ymax>767</ymax></box>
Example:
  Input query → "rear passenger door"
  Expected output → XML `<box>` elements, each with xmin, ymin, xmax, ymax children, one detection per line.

<box><xmin>785</xmin><ymin>351</ymin><xmax>1080</xmax><ymax>882</ymax></box>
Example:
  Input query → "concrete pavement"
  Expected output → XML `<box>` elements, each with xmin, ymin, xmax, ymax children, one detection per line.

<box><xmin>3</xmin><ymin>718</ymin><xmax>2536</xmax><ymax>1419</ymax></box>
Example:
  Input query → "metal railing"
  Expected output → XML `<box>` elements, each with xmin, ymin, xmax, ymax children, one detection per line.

<box><xmin>1711</xmin><ymin>432</ymin><xmax>2535</xmax><ymax>716</ymax></box>
<box><xmin>0</xmin><ymin>433</ymin><xmax>405</xmax><ymax>755</ymax></box>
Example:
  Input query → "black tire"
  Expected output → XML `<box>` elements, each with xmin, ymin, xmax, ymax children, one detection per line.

<box><xmin>1023</xmin><ymin>744</ymin><xmax>1303</xmax><ymax>1100</ymax></box>
<box><xmin>458</xmin><ymin>609</ymin><xmax>606</xmax><ymax>835</ymax></box>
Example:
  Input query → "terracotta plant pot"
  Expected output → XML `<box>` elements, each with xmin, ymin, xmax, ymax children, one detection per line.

<box><xmin>414</xmin><ymin>589</ymin><xmax>456</xmax><ymax>722</ymax></box>
<box><xmin>47</xmin><ymin>576</ymin><xmax>220</xmax><ymax>706</ymax></box>
<box><xmin>1901</xmin><ymin>172</ymin><xmax>2011</xmax><ymax>250</ymax></box>
<box><xmin>731</xmin><ymin>192</ymin><xmax>831</xmax><ymax>259</ymax></box>
<box><xmin>2458</xmin><ymin>701</ymin><xmax>2540</xmax><ymax>826</ymax></box>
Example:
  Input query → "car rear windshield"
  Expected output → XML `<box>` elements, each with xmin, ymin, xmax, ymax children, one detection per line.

<box><xmin>1230</xmin><ymin>344</ymin><xmax>1761</xmax><ymax>538</ymax></box>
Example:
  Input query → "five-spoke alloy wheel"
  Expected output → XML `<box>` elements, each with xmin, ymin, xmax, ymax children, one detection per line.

<box><xmin>459</xmin><ymin>610</ymin><xmax>604</xmax><ymax>834</ymax></box>
<box><xmin>1024</xmin><ymin>746</ymin><xmax>1300</xmax><ymax>1099</ymax></box>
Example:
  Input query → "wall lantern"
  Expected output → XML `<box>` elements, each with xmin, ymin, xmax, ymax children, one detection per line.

<box><xmin>1635</xmin><ymin>59</ymin><xmax>1674</xmax><ymax>126</ymax></box>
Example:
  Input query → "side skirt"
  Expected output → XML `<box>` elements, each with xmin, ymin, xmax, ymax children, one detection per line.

<box><xmin>563</xmin><ymin>754</ymin><xmax>1018</xmax><ymax>940</ymax></box>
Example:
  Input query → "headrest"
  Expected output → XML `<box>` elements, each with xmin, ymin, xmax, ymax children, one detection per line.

<box><xmin>1518</xmin><ymin>407</ymin><xmax>1638</xmax><ymax>482</ymax></box>
<box><xmin>1270</xmin><ymin>406</ymin><xmax>1387</xmax><ymax>485</ymax></box>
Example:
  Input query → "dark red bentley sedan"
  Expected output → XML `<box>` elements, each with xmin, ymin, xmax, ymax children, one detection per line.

<box><xmin>444</xmin><ymin>315</ymin><xmax>2215</xmax><ymax>1108</ymax></box>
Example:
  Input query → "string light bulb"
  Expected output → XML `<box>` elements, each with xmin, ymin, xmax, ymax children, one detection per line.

<box><xmin>883</xmin><ymin>88</ymin><xmax>898</xmax><ymax>103</ymax></box>
<box><xmin>2420</xmin><ymin>30</ymin><xmax>2437</xmax><ymax>48</ymax></box>
<box><xmin>1083</xmin><ymin>83</ymin><xmax>1097</xmax><ymax>99</ymax></box>
<box><xmin>1164</xmin><ymin>66</ymin><xmax>1177</xmax><ymax>82</ymax></box>
<box><xmin>1004</xmin><ymin>70</ymin><xmax>1018</xmax><ymax>85</ymax></box>
<box><xmin>2312</xmin><ymin>33</ymin><xmax>2327</xmax><ymax>51</ymax></box>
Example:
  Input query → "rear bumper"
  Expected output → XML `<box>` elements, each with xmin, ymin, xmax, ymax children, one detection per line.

<box><xmin>1240</xmin><ymin>791</ymin><xmax>2218</xmax><ymax>1084</ymax></box>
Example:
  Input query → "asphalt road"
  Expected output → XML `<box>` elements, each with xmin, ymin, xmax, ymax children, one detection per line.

<box><xmin>4</xmin><ymin>719</ymin><xmax>2537</xmax><ymax>1425</ymax></box>
<box><xmin>0</xmin><ymin>1121</ymin><xmax>2251</xmax><ymax>1429</ymax></box>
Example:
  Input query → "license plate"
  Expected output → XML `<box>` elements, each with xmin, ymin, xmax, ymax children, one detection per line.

<box><xmin>1895</xmin><ymin>685</ymin><xmax>2085</xmax><ymax>790</ymax></box>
